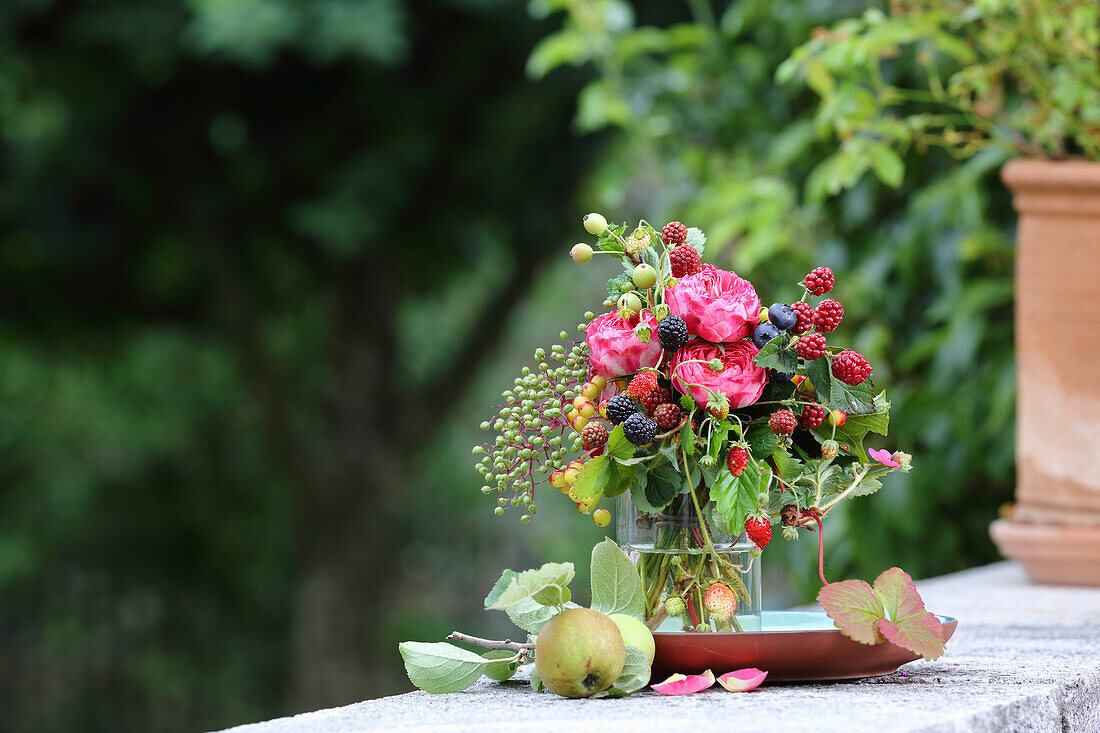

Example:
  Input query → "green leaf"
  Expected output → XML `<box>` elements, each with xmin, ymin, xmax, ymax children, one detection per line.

<box><xmin>530</xmin><ymin>667</ymin><xmax>544</xmax><ymax>692</ymax></box>
<box><xmin>482</xmin><ymin>650</ymin><xmax>520</xmax><ymax>681</ymax></box>
<box><xmin>398</xmin><ymin>642</ymin><xmax>488</xmax><ymax>694</ymax></box>
<box><xmin>484</xmin><ymin>569</ymin><xmax>519</xmax><ymax>609</ymax></box>
<box><xmin>590</xmin><ymin>538</ymin><xmax>645</xmax><ymax>618</ymax></box>
<box><xmin>571</xmin><ymin>455</ymin><xmax>610</xmax><ymax>502</ymax></box>
<box><xmin>680</xmin><ymin>421</ymin><xmax>696</xmax><ymax>456</ymax></box>
<box><xmin>683</xmin><ymin>227</ymin><xmax>706</xmax><ymax>255</ymax></box>
<box><xmin>680</xmin><ymin>393</ymin><xmax>696</xmax><ymax>411</ymax></box>
<box><xmin>745</xmin><ymin>418</ymin><xmax>778</xmax><ymax>456</ymax></box>
<box><xmin>604</xmin><ymin>459</ymin><xmax>636</xmax><ymax>499</ymax></box>
<box><xmin>811</xmin><ymin>399</ymin><xmax>890</xmax><ymax>462</ymax></box>
<box><xmin>607</xmin><ymin>645</ymin><xmax>652</xmax><ymax>696</ymax></box>
<box><xmin>630</xmin><ymin>461</ymin><xmax>681</xmax><ymax>513</ymax></box>
<box><xmin>707</xmin><ymin>421</ymin><xmax>731</xmax><ymax>462</ymax></box>
<box><xmin>486</xmin><ymin>562</ymin><xmax>575</xmax><ymax>609</ymax></box>
<box><xmin>526</xmin><ymin>30</ymin><xmax>587</xmax><ymax>79</ymax></box>
<box><xmin>771</xmin><ymin>447</ymin><xmax>803</xmax><ymax>484</ymax></box>
<box><xmin>872</xmin><ymin>568</ymin><xmax>946</xmax><ymax>661</ymax></box>
<box><xmin>869</xmin><ymin>143</ymin><xmax>905</xmax><ymax>188</ymax></box>
<box><xmin>711</xmin><ymin>458</ymin><xmax>762</xmax><ymax>534</ymax></box>
<box><xmin>753</xmin><ymin>335</ymin><xmax>797</xmax><ymax>372</ymax></box>
<box><xmin>606</xmin><ymin>424</ymin><xmax>634</xmax><ymax>461</ymax></box>
<box><xmin>816</xmin><ymin>580</ymin><xmax>885</xmax><ymax>645</ymax></box>
<box><xmin>504</xmin><ymin>597</ymin><xmax>580</xmax><ymax>635</ymax></box>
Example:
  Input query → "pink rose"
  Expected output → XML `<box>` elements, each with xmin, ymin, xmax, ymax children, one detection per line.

<box><xmin>671</xmin><ymin>340</ymin><xmax>767</xmax><ymax>409</ymax></box>
<box><xmin>665</xmin><ymin>266</ymin><xmax>761</xmax><ymax>343</ymax></box>
<box><xmin>586</xmin><ymin>311</ymin><xmax>662</xmax><ymax>379</ymax></box>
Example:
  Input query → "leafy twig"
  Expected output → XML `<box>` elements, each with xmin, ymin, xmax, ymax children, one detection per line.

<box><xmin>446</xmin><ymin>632</ymin><xmax>534</xmax><ymax>652</ymax></box>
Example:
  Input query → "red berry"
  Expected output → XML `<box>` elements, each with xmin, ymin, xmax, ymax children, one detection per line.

<box><xmin>661</xmin><ymin>221</ymin><xmax>688</xmax><ymax>245</ymax></box>
<box><xmin>745</xmin><ymin>517</ymin><xmax>771</xmax><ymax>549</ymax></box>
<box><xmin>790</xmin><ymin>301</ymin><xmax>815</xmax><ymax>335</ymax></box>
<box><xmin>669</xmin><ymin>245</ymin><xmax>702</xmax><ymax>278</ymax></box>
<box><xmin>801</xmin><ymin>404</ymin><xmax>826</xmax><ymax>429</ymax></box>
<box><xmin>641</xmin><ymin>387</ymin><xmax>671</xmax><ymax>414</ymax></box>
<box><xmin>769</xmin><ymin>409</ymin><xmax>797</xmax><ymax>435</ymax></box>
<box><xmin>803</xmin><ymin>266</ymin><xmax>835</xmax><ymax>296</ymax></box>
<box><xmin>652</xmin><ymin>403</ymin><xmax>681</xmax><ymax>430</ymax></box>
<box><xmin>727</xmin><ymin>446</ymin><xmax>749</xmax><ymax>477</ymax></box>
<box><xmin>832</xmin><ymin>350</ymin><xmax>872</xmax><ymax>385</ymax></box>
<box><xmin>581</xmin><ymin>422</ymin><xmax>609</xmax><ymax>451</ymax></box>
<box><xmin>796</xmin><ymin>332</ymin><xmax>827</xmax><ymax>360</ymax></box>
<box><xmin>626</xmin><ymin>371</ymin><xmax>659</xmax><ymax>398</ymax></box>
<box><xmin>814</xmin><ymin>298</ymin><xmax>844</xmax><ymax>333</ymax></box>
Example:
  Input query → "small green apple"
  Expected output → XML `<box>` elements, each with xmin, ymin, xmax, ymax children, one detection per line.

<box><xmin>608</xmin><ymin>613</ymin><xmax>655</xmax><ymax>663</ymax></box>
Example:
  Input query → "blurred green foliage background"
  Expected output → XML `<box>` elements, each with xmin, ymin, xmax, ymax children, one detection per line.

<box><xmin>0</xmin><ymin>1</ymin><xmax>1016</xmax><ymax>730</ymax></box>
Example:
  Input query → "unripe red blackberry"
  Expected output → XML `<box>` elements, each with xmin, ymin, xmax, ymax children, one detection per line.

<box><xmin>796</xmin><ymin>332</ymin><xmax>827</xmax><ymax>360</ymax></box>
<box><xmin>803</xmin><ymin>266</ymin><xmax>835</xmax><ymax>295</ymax></box>
<box><xmin>832</xmin><ymin>350</ymin><xmax>872</xmax><ymax>385</ymax></box>
<box><xmin>800</xmin><ymin>404</ymin><xmax>826</xmax><ymax>429</ymax></box>
<box><xmin>661</xmin><ymin>221</ymin><xmax>688</xmax><ymax>244</ymax></box>
<box><xmin>790</xmin><ymin>301</ymin><xmax>815</xmax><ymax>334</ymax></box>
<box><xmin>769</xmin><ymin>409</ymin><xmax>797</xmax><ymax>435</ymax></box>
<box><xmin>814</xmin><ymin>298</ymin><xmax>844</xmax><ymax>333</ymax></box>
<box><xmin>641</xmin><ymin>387</ymin><xmax>671</xmax><ymax>414</ymax></box>
<box><xmin>581</xmin><ymin>422</ymin><xmax>609</xmax><ymax>451</ymax></box>
<box><xmin>652</xmin><ymin>403</ymin><xmax>681</xmax><ymax>430</ymax></box>
<box><xmin>727</xmin><ymin>446</ymin><xmax>749</xmax><ymax>477</ymax></box>
<box><xmin>669</xmin><ymin>245</ymin><xmax>702</xmax><ymax>277</ymax></box>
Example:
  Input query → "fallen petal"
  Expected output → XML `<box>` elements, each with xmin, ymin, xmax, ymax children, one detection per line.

<box><xmin>651</xmin><ymin>669</ymin><xmax>716</xmax><ymax>695</ymax></box>
<box><xmin>717</xmin><ymin>668</ymin><xmax>767</xmax><ymax>692</ymax></box>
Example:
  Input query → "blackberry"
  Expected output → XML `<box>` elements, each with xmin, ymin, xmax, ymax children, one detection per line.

<box><xmin>832</xmin><ymin>350</ymin><xmax>872</xmax><ymax>385</ymax></box>
<box><xmin>769</xmin><ymin>409</ymin><xmax>797</xmax><ymax>435</ymax></box>
<box><xmin>581</xmin><ymin>422</ymin><xmax>609</xmax><ymax>451</ymax></box>
<box><xmin>606</xmin><ymin>395</ymin><xmax>639</xmax><ymax>425</ymax></box>
<box><xmin>790</xmin><ymin>301</ymin><xmax>815</xmax><ymax>334</ymax></box>
<box><xmin>800</xmin><ymin>404</ymin><xmax>826</xmax><ymax>429</ymax></box>
<box><xmin>661</xmin><ymin>221</ymin><xmax>688</xmax><ymax>244</ymax></box>
<box><xmin>796</xmin><ymin>332</ymin><xmax>827</xmax><ymax>360</ymax></box>
<box><xmin>622</xmin><ymin>412</ymin><xmax>658</xmax><ymax>446</ymax></box>
<box><xmin>803</xmin><ymin>266</ymin><xmax>835</xmax><ymax>295</ymax></box>
<box><xmin>814</xmin><ymin>298</ymin><xmax>844</xmax><ymax>333</ymax></box>
<box><xmin>669</xmin><ymin>245</ymin><xmax>702</xmax><ymax>278</ymax></box>
<box><xmin>657</xmin><ymin>314</ymin><xmax>690</xmax><ymax>351</ymax></box>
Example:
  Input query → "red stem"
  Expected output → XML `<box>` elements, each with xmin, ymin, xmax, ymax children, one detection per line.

<box><xmin>685</xmin><ymin>595</ymin><xmax>700</xmax><ymax>626</ymax></box>
<box><xmin>814</xmin><ymin>516</ymin><xmax>828</xmax><ymax>586</ymax></box>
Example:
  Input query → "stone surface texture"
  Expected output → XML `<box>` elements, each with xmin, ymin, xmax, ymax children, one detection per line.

<box><xmin>220</xmin><ymin>562</ymin><xmax>1100</xmax><ymax>733</ymax></box>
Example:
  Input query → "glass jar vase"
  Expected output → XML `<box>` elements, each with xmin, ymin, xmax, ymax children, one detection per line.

<box><xmin>617</xmin><ymin>491</ymin><xmax>761</xmax><ymax>632</ymax></box>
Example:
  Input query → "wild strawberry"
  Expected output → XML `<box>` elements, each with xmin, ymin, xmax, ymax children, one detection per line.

<box><xmin>814</xmin><ymin>298</ymin><xmax>844</xmax><ymax>333</ymax></box>
<box><xmin>703</xmin><ymin>582</ymin><xmax>737</xmax><ymax>622</ymax></box>
<box><xmin>652</xmin><ymin>403</ymin><xmax>681</xmax><ymax>430</ymax></box>
<box><xmin>796</xmin><ymin>332</ymin><xmax>827</xmax><ymax>360</ymax></box>
<box><xmin>769</xmin><ymin>409</ymin><xmax>797</xmax><ymax>435</ymax></box>
<box><xmin>832</xmin><ymin>350</ymin><xmax>872</xmax><ymax>385</ymax></box>
<box><xmin>727</xmin><ymin>446</ymin><xmax>749</xmax><ymax>477</ymax></box>
<box><xmin>801</xmin><ymin>404</ymin><xmax>826</xmax><ymax>429</ymax></box>
<box><xmin>821</xmin><ymin>440</ymin><xmax>840</xmax><ymax>460</ymax></box>
<box><xmin>661</xmin><ymin>221</ymin><xmax>688</xmax><ymax>244</ymax></box>
<box><xmin>790</xmin><ymin>301</ymin><xmax>815</xmax><ymax>334</ymax></box>
<box><xmin>641</xmin><ymin>387</ymin><xmax>671</xmax><ymax>414</ymax></box>
<box><xmin>669</xmin><ymin>245</ymin><xmax>702</xmax><ymax>277</ymax></box>
<box><xmin>664</xmin><ymin>595</ymin><xmax>687</xmax><ymax>616</ymax></box>
<box><xmin>626</xmin><ymin>371</ymin><xmax>659</xmax><ymax>398</ymax></box>
<box><xmin>803</xmin><ymin>266</ymin><xmax>835</xmax><ymax>295</ymax></box>
<box><xmin>745</xmin><ymin>517</ymin><xmax>772</xmax><ymax>549</ymax></box>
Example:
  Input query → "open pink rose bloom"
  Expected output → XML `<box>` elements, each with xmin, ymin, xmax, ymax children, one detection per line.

<box><xmin>585</xmin><ymin>310</ymin><xmax>662</xmax><ymax>378</ymax></box>
<box><xmin>671</xmin><ymin>340</ymin><xmax>767</xmax><ymax>409</ymax></box>
<box><xmin>665</xmin><ymin>265</ymin><xmax>761</xmax><ymax>342</ymax></box>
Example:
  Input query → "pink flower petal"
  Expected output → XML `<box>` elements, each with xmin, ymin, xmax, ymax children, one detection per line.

<box><xmin>650</xmin><ymin>669</ymin><xmax>716</xmax><ymax>695</ymax></box>
<box><xmin>717</xmin><ymin>668</ymin><xmax>768</xmax><ymax>692</ymax></box>
<box><xmin>869</xmin><ymin>448</ymin><xmax>901</xmax><ymax>468</ymax></box>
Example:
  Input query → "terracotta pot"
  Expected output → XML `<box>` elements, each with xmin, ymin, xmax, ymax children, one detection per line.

<box><xmin>990</xmin><ymin>159</ymin><xmax>1100</xmax><ymax>586</ymax></box>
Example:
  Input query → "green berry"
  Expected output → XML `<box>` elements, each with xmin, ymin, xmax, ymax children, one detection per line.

<box><xmin>632</xmin><ymin>263</ymin><xmax>657</xmax><ymax>289</ymax></box>
<box><xmin>664</xmin><ymin>595</ymin><xmax>686</xmax><ymax>616</ymax></box>
<box><xmin>583</xmin><ymin>212</ymin><xmax>608</xmax><ymax>235</ymax></box>
<box><xmin>617</xmin><ymin>292</ymin><xmax>642</xmax><ymax>313</ymax></box>
<box><xmin>570</xmin><ymin>243</ymin><xmax>593</xmax><ymax>263</ymax></box>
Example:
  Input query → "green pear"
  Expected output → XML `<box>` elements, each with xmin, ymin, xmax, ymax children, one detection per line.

<box><xmin>535</xmin><ymin>608</ymin><xmax>625</xmax><ymax>698</ymax></box>
<box><xmin>608</xmin><ymin>613</ymin><xmax>655</xmax><ymax>663</ymax></box>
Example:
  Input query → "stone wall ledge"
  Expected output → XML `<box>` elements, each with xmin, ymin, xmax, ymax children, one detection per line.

<box><xmin>220</xmin><ymin>562</ymin><xmax>1100</xmax><ymax>733</ymax></box>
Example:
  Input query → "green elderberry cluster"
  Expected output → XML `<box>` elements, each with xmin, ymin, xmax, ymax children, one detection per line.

<box><xmin>472</xmin><ymin>328</ymin><xmax>590</xmax><ymax>522</ymax></box>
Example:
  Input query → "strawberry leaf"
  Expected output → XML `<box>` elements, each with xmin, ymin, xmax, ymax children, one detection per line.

<box><xmin>817</xmin><ymin>579</ymin><xmax>885</xmax><ymax>645</ymax></box>
<box><xmin>872</xmin><ymin>567</ymin><xmax>946</xmax><ymax>661</ymax></box>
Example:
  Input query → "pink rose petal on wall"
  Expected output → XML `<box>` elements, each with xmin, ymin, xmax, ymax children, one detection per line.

<box><xmin>869</xmin><ymin>448</ymin><xmax>901</xmax><ymax>468</ymax></box>
<box><xmin>650</xmin><ymin>669</ymin><xmax>716</xmax><ymax>695</ymax></box>
<box><xmin>717</xmin><ymin>668</ymin><xmax>767</xmax><ymax>692</ymax></box>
